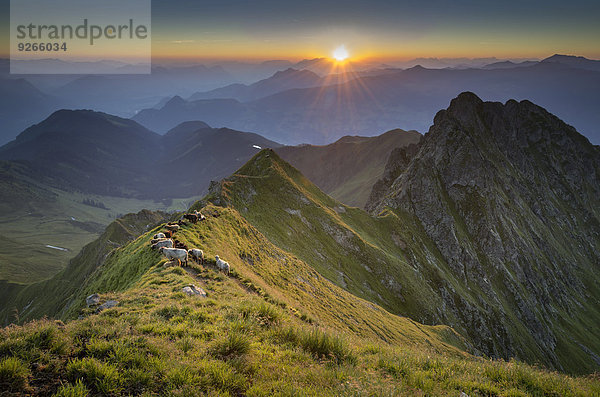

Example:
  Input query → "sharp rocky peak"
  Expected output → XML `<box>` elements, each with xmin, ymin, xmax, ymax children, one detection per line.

<box><xmin>364</xmin><ymin>92</ymin><xmax>600</xmax><ymax>370</ymax></box>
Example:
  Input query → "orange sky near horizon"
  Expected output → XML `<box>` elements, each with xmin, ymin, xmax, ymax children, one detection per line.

<box><xmin>2</xmin><ymin>0</ymin><xmax>599</xmax><ymax>63</ymax></box>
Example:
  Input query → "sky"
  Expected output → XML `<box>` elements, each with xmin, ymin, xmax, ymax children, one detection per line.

<box><xmin>1</xmin><ymin>0</ymin><xmax>600</xmax><ymax>62</ymax></box>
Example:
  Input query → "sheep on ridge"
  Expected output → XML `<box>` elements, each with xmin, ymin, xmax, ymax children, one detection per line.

<box><xmin>188</xmin><ymin>248</ymin><xmax>204</xmax><ymax>264</ymax></box>
<box><xmin>151</xmin><ymin>239</ymin><xmax>173</xmax><ymax>250</ymax></box>
<box><xmin>183</xmin><ymin>213</ymin><xmax>198</xmax><ymax>223</ymax></box>
<box><xmin>159</xmin><ymin>247</ymin><xmax>188</xmax><ymax>266</ymax></box>
<box><xmin>165</xmin><ymin>224</ymin><xmax>180</xmax><ymax>232</ymax></box>
<box><xmin>215</xmin><ymin>255</ymin><xmax>230</xmax><ymax>275</ymax></box>
<box><xmin>194</xmin><ymin>210</ymin><xmax>206</xmax><ymax>221</ymax></box>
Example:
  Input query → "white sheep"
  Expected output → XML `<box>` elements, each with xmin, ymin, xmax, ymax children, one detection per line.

<box><xmin>188</xmin><ymin>248</ymin><xmax>204</xmax><ymax>264</ymax></box>
<box><xmin>153</xmin><ymin>232</ymin><xmax>166</xmax><ymax>240</ymax></box>
<box><xmin>215</xmin><ymin>255</ymin><xmax>230</xmax><ymax>275</ymax></box>
<box><xmin>151</xmin><ymin>239</ymin><xmax>173</xmax><ymax>250</ymax></box>
<box><xmin>159</xmin><ymin>247</ymin><xmax>188</xmax><ymax>266</ymax></box>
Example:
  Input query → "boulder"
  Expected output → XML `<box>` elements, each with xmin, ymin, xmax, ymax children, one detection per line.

<box><xmin>182</xmin><ymin>285</ymin><xmax>207</xmax><ymax>297</ymax></box>
<box><xmin>86</xmin><ymin>293</ymin><xmax>100</xmax><ymax>307</ymax></box>
<box><xmin>97</xmin><ymin>300</ymin><xmax>119</xmax><ymax>312</ymax></box>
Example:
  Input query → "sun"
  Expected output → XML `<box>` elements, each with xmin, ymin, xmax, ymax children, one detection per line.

<box><xmin>332</xmin><ymin>45</ymin><xmax>349</xmax><ymax>62</ymax></box>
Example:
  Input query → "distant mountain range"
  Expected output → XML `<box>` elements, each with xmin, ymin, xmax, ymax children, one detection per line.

<box><xmin>0</xmin><ymin>77</ymin><xmax>64</xmax><ymax>145</ymax></box>
<box><xmin>1</xmin><ymin>54</ymin><xmax>599</xmax><ymax>146</ymax></box>
<box><xmin>188</xmin><ymin>68</ymin><xmax>323</xmax><ymax>102</ymax></box>
<box><xmin>0</xmin><ymin>107</ymin><xmax>417</xmax><ymax>208</ymax></box>
<box><xmin>0</xmin><ymin>111</ymin><xmax>281</xmax><ymax>199</ymax></box>
<box><xmin>132</xmin><ymin>57</ymin><xmax>600</xmax><ymax>144</ymax></box>
<box><xmin>540</xmin><ymin>54</ymin><xmax>600</xmax><ymax>72</ymax></box>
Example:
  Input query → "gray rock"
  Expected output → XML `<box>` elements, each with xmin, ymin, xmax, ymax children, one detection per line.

<box><xmin>86</xmin><ymin>293</ymin><xmax>100</xmax><ymax>307</ymax></box>
<box><xmin>182</xmin><ymin>285</ymin><xmax>207</xmax><ymax>297</ymax></box>
<box><xmin>97</xmin><ymin>300</ymin><xmax>119</xmax><ymax>312</ymax></box>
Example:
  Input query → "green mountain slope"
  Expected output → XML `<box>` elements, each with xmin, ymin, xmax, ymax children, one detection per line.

<box><xmin>0</xmin><ymin>209</ymin><xmax>170</xmax><ymax>325</ymax></box>
<box><xmin>207</xmin><ymin>132</ymin><xmax>600</xmax><ymax>374</ymax></box>
<box><xmin>2</xmin><ymin>204</ymin><xmax>598</xmax><ymax>395</ymax></box>
<box><xmin>0</xmin><ymin>111</ymin><xmax>280</xmax><ymax>284</ymax></box>
<box><xmin>276</xmin><ymin>129</ymin><xmax>421</xmax><ymax>207</ymax></box>
<box><xmin>205</xmin><ymin>149</ymin><xmax>454</xmax><ymax>326</ymax></box>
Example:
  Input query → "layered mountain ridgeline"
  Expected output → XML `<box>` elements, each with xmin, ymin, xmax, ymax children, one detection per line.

<box><xmin>0</xmin><ymin>209</ymin><xmax>170</xmax><ymax>326</ymax></box>
<box><xmin>366</xmin><ymin>92</ymin><xmax>600</xmax><ymax>373</ymax></box>
<box><xmin>0</xmin><ymin>77</ymin><xmax>63</xmax><ymax>145</ymax></box>
<box><xmin>132</xmin><ymin>60</ymin><xmax>600</xmax><ymax>144</ymax></box>
<box><xmin>276</xmin><ymin>129</ymin><xmax>421</xmax><ymax>207</ymax></box>
<box><xmin>0</xmin><ymin>110</ymin><xmax>281</xmax><ymax>199</ymax></box>
<box><xmin>540</xmin><ymin>54</ymin><xmax>600</xmax><ymax>72</ymax></box>
<box><xmin>0</xmin><ymin>110</ymin><xmax>162</xmax><ymax>198</ymax></box>
<box><xmin>188</xmin><ymin>68</ymin><xmax>323</xmax><ymax>102</ymax></box>
<box><xmin>2</xmin><ymin>201</ymin><xmax>598</xmax><ymax>395</ymax></box>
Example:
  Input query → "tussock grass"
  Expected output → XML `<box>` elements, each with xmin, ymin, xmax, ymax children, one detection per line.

<box><xmin>0</xmin><ymin>356</ymin><xmax>30</xmax><ymax>392</ymax></box>
<box><xmin>53</xmin><ymin>379</ymin><xmax>90</xmax><ymax>397</ymax></box>
<box><xmin>298</xmin><ymin>328</ymin><xmax>356</xmax><ymax>365</ymax></box>
<box><xmin>210</xmin><ymin>332</ymin><xmax>251</xmax><ymax>359</ymax></box>
<box><xmin>200</xmin><ymin>360</ymin><xmax>247</xmax><ymax>394</ymax></box>
<box><xmin>66</xmin><ymin>357</ymin><xmax>122</xmax><ymax>395</ymax></box>
<box><xmin>270</xmin><ymin>326</ymin><xmax>356</xmax><ymax>365</ymax></box>
<box><xmin>240</xmin><ymin>301</ymin><xmax>282</xmax><ymax>327</ymax></box>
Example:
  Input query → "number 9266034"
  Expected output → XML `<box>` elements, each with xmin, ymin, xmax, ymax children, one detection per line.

<box><xmin>17</xmin><ymin>42</ymin><xmax>67</xmax><ymax>51</ymax></box>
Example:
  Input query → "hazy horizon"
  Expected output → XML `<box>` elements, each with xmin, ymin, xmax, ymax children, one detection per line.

<box><xmin>1</xmin><ymin>0</ymin><xmax>600</xmax><ymax>61</ymax></box>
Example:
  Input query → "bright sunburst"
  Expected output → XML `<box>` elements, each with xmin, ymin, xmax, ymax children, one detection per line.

<box><xmin>332</xmin><ymin>45</ymin><xmax>349</xmax><ymax>61</ymax></box>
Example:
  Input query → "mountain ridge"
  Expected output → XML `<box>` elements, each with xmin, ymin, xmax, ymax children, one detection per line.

<box><xmin>188</xmin><ymin>68</ymin><xmax>323</xmax><ymax>102</ymax></box>
<box><xmin>276</xmin><ymin>129</ymin><xmax>421</xmax><ymax>207</ymax></box>
<box><xmin>5</xmin><ymin>198</ymin><xmax>594</xmax><ymax>395</ymax></box>
<box><xmin>368</xmin><ymin>92</ymin><xmax>600</xmax><ymax>373</ymax></box>
<box><xmin>0</xmin><ymin>110</ymin><xmax>281</xmax><ymax>199</ymax></box>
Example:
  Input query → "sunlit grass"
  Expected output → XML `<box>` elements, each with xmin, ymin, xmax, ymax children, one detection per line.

<box><xmin>0</xmin><ymin>200</ymin><xmax>598</xmax><ymax>395</ymax></box>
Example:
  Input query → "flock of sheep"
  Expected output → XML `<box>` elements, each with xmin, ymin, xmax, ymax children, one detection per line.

<box><xmin>149</xmin><ymin>210</ymin><xmax>230</xmax><ymax>275</ymax></box>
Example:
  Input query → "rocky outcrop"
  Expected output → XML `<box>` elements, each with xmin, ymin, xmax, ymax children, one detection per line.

<box><xmin>369</xmin><ymin>92</ymin><xmax>600</xmax><ymax>371</ymax></box>
<box><xmin>365</xmin><ymin>141</ymin><xmax>421</xmax><ymax>212</ymax></box>
<box><xmin>96</xmin><ymin>300</ymin><xmax>119</xmax><ymax>313</ymax></box>
<box><xmin>85</xmin><ymin>294</ymin><xmax>100</xmax><ymax>307</ymax></box>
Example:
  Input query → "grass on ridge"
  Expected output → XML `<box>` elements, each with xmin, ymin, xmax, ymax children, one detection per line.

<box><xmin>1</xmin><ymin>203</ymin><xmax>598</xmax><ymax>395</ymax></box>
